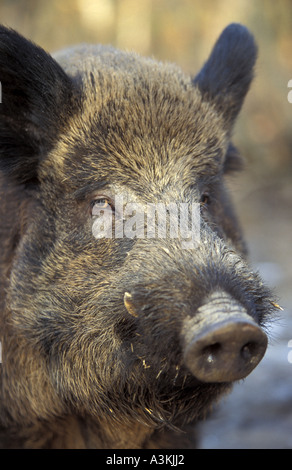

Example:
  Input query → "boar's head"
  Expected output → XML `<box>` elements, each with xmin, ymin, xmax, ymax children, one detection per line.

<box><xmin>0</xmin><ymin>24</ymin><xmax>278</xmax><ymax>448</ymax></box>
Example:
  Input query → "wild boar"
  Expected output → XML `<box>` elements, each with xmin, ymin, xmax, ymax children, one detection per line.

<box><xmin>0</xmin><ymin>23</ymin><xmax>277</xmax><ymax>448</ymax></box>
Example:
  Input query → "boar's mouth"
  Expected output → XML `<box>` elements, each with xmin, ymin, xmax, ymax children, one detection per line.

<box><xmin>117</xmin><ymin>290</ymin><xmax>268</xmax><ymax>428</ymax></box>
<box><xmin>124</xmin><ymin>289</ymin><xmax>268</xmax><ymax>385</ymax></box>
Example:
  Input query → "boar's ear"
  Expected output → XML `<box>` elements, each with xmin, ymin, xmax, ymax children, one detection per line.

<box><xmin>0</xmin><ymin>26</ymin><xmax>75</xmax><ymax>183</ymax></box>
<box><xmin>193</xmin><ymin>23</ymin><xmax>257</xmax><ymax>130</ymax></box>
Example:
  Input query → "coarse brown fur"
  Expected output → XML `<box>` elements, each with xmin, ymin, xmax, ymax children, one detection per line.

<box><xmin>0</xmin><ymin>24</ymin><xmax>277</xmax><ymax>448</ymax></box>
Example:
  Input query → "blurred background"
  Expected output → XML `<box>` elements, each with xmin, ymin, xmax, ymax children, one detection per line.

<box><xmin>1</xmin><ymin>0</ymin><xmax>291</xmax><ymax>449</ymax></box>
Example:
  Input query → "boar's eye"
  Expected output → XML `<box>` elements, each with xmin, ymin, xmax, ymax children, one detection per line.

<box><xmin>90</xmin><ymin>196</ymin><xmax>115</xmax><ymax>216</ymax></box>
<box><xmin>200</xmin><ymin>192</ymin><xmax>211</xmax><ymax>207</ymax></box>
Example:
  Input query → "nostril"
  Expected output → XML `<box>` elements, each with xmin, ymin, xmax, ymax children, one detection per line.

<box><xmin>240</xmin><ymin>341</ymin><xmax>259</xmax><ymax>362</ymax></box>
<box><xmin>202</xmin><ymin>342</ymin><xmax>221</xmax><ymax>363</ymax></box>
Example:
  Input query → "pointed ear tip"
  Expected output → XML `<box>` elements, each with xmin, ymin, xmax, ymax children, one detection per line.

<box><xmin>193</xmin><ymin>22</ymin><xmax>258</xmax><ymax>87</ymax></box>
<box><xmin>222</xmin><ymin>22</ymin><xmax>252</xmax><ymax>34</ymax></box>
<box><xmin>220</xmin><ymin>22</ymin><xmax>258</xmax><ymax>53</ymax></box>
<box><xmin>221</xmin><ymin>23</ymin><xmax>254</xmax><ymax>38</ymax></box>
<box><xmin>192</xmin><ymin>23</ymin><xmax>258</xmax><ymax>126</ymax></box>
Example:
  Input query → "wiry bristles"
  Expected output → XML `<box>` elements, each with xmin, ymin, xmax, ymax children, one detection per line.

<box><xmin>270</xmin><ymin>301</ymin><xmax>284</xmax><ymax>311</ymax></box>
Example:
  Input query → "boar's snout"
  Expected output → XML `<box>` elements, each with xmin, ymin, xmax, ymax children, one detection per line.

<box><xmin>183</xmin><ymin>320</ymin><xmax>267</xmax><ymax>383</ymax></box>
<box><xmin>182</xmin><ymin>291</ymin><xmax>268</xmax><ymax>383</ymax></box>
